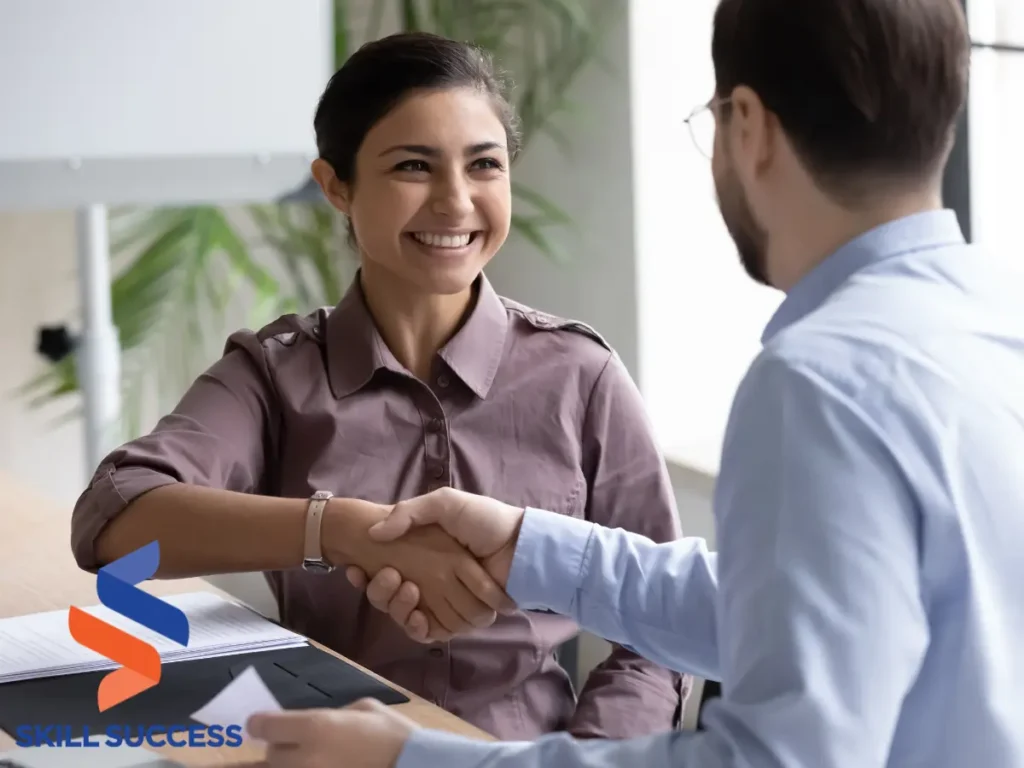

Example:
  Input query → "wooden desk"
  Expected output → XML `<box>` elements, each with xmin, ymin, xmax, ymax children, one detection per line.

<box><xmin>0</xmin><ymin>472</ymin><xmax>492</xmax><ymax>765</ymax></box>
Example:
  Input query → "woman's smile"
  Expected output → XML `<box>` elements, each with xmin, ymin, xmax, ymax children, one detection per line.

<box><xmin>405</xmin><ymin>230</ymin><xmax>483</xmax><ymax>258</ymax></box>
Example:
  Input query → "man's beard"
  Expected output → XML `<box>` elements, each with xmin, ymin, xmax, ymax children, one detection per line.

<box><xmin>714</xmin><ymin>162</ymin><xmax>771</xmax><ymax>287</ymax></box>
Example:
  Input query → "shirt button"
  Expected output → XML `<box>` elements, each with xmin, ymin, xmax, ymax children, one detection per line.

<box><xmin>429</xmin><ymin>463</ymin><xmax>445</xmax><ymax>479</ymax></box>
<box><xmin>436</xmin><ymin>374</ymin><xmax>450</xmax><ymax>388</ymax></box>
<box><xmin>426</xmin><ymin>417</ymin><xmax>443</xmax><ymax>432</ymax></box>
<box><xmin>429</xmin><ymin>648</ymin><xmax>444</xmax><ymax>658</ymax></box>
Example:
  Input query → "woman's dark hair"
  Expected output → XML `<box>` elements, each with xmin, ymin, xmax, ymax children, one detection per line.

<box><xmin>712</xmin><ymin>0</ymin><xmax>970</xmax><ymax>202</ymax></box>
<box><xmin>314</xmin><ymin>31</ymin><xmax>521</xmax><ymax>185</ymax></box>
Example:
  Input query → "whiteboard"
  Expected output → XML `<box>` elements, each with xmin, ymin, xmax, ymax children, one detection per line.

<box><xmin>0</xmin><ymin>0</ymin><xmax>333</xmax><ymax>207</ymax></box>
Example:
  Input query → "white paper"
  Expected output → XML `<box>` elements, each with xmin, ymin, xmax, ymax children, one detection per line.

<box><xmin>190</xmin><ymin>666</ymin><xmax>283</xmax><ymax>741</ymax></box>
<box><xmin>0</xmin><ymin>592</ymin><xmax>306</xmax><ymax>684</ymax></box>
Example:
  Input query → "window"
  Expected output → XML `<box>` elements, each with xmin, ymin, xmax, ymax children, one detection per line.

<box><xmin>631</xmin><ymin>0</ymin><xmax>781</xmax><ymax>476</ymax></box>
<box><xmin>967</xmin><ymin>0</ymin><xmax>1024</xmax><ymax>252</ymax></box>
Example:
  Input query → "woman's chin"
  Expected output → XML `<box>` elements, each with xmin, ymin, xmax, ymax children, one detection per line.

<box><xmin>413</xmin><ymin>265</ymin><xmax>483</xmax><ymax>296</ymax></box>
<box><xmin>361</xmin><ymin>239</ymin><xmax>496</xmax><ymax>297</ymax></box>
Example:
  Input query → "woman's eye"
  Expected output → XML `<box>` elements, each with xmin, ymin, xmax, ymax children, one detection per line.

<box><xmin>472</xmin><ymin>157</ymin><xmax>504</xmax><ymax>171</ymax></box>
<box><xmin>395</xmin><ymin>159</ymin><xmax>429</xmax><ymax>172</ymax></box>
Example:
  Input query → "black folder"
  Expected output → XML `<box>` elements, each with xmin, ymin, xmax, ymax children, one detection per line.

<box><xmin>0</xmin><ymin>644</ymin><xmax>408</xmax><ymax>739</ymax></box>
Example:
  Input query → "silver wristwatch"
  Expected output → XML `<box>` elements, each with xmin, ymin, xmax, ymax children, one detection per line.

<box><xmin>302</xmin><ymin>490</ymin><xmax>335</xmax><ymax>573</ymax></box>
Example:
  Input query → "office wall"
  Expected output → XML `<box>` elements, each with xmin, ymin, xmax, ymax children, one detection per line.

<box><xmin>484</xmin><ymin>14</ymin><xmax>640</xmax><ymax>377</ymax></box>
<box><xmin>0</xmin><ymin>211</ymin><xmax>86</xmax><ymax>502</ymax></box>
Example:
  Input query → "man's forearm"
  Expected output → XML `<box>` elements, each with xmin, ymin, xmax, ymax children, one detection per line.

<box><xmin>507</xmin><ymin>508</ymin><xmax>721</xmax><ymax>681</ymax></box>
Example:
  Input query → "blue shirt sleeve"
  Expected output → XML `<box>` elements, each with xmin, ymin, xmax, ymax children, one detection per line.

<box><xmin>506</xmin><ymin>507</ymin><xmax>720</xmax><ymax>681</ymax></box>
<box><xmin>396</xmin><ymin>352</ymin><xmax>929</xmax><ymax>768</ymax></box>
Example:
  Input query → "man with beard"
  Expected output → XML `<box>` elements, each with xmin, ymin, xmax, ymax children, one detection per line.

<box><xmin>245</xmin><ymin>0</ymin><xmax>1024</xmax><ymax>766</ymax></box>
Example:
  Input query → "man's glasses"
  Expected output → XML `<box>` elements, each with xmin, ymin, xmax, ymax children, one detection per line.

<box><xmin>684</xmin><ymin>97</ymin><xmax>731</xmax><ymax>159</ymax></box>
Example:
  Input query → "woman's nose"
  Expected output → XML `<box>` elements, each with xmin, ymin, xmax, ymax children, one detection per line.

<box><xmin>431</xmin><ymin>175</ymin><xmax>474</xmax><ymax>218</ymax></box>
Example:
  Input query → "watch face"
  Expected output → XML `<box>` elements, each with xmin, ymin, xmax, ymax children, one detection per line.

<box><xmin>302</xmin><ymin>558</ymin><xmax>333</xmax><ymax>573</ymax></box>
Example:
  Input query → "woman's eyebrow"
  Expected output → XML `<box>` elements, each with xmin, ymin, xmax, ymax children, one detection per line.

<box><xmin>378</xmin><ymin>141</ymin><xmax>506</xmax><ymax>158</ymax></box>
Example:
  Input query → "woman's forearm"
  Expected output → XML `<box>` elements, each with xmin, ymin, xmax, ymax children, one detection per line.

<box><xmin>93</xmin><ymin>483</ymin><xmax>387</xmax><ymax>579</ymax></box>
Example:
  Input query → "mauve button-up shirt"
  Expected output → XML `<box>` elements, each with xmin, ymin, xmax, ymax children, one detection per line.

<box><xmin>71</xmin><ymin>273</ymin><xmax>688</xmax><ymax>740</ymax></box>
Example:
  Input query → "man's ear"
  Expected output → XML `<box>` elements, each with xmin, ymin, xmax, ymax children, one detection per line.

<box><xmin>311</xmin><ymin>158</ymin><xmax>352</xmax><ymax>214</ymax></box>
<box><xmin>727</xmin><ymin>85</ymin><xmax>776</xmax><ymax>181</ymax></box>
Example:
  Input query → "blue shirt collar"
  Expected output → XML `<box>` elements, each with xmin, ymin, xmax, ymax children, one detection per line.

<box><xmin>761</xmin><ymin>209</ymin><xmax>966</xmax><ymax>344</ymax></box>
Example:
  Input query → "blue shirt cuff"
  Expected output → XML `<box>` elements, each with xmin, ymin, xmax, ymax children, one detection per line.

<box><xmin>505</xmin><ymin>507</ymin><xmax>596</xmax><ymax>616</ymax></box>
<box><xmin>396</xmin><ymin>728</ymin><xmax>529</xmax><ymax>768</ymax></box>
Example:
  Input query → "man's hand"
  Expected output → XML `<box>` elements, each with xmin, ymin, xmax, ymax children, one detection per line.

<box><xmin>345</xmin><ymin>488</ymin><xmax>526</xmax><ymax>642</ymax></box>
<box><xmin>248</xmin><ymin>698</ymin><xmax>416</xmax><ymax>768</ymax></box>
<box><xmin>323</xmin><ymin>497</ymin><xmax>509</xmax><ymax>639</ymax></box>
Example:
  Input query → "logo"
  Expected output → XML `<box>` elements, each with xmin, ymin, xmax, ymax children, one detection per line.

<box><xmin>68</xmin><ymin>541</ymin><xmax>189</xmax><ymax>711</ymax></box>
<box><xmin>14</xmin><ymin>724</ymin><xmax>243</xmax><ymax>750</ymax></box>
<box><xmin>16</xmin><ymin>544</ymin><xmax>243</xmax><ymax>749</ymax></box>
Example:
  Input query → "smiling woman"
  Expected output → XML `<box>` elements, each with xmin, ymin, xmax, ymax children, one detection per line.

<box><xmin>71</xmin><ymin>31</ymin><xmax>689</xmax><ymax>744</ymax></box>
<box><xmin>309</xmin><ymin>34</ymin><xmax>519</xmax><ymax>320</ymax></box>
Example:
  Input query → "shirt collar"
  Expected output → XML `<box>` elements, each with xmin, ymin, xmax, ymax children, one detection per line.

<box><xmin>438</xmin><ymin>273</ymin><xmax>509</xmax><ymax>399</ymax></box>
<box><xmin>325</xmin><ymin>271</ymin><xmax>508</xmax><ymax>400</ymax></box>
<box><xmin>761</xmin><ymin>209</ymin><xmax>966</xmax><ymax>344</ymax></box>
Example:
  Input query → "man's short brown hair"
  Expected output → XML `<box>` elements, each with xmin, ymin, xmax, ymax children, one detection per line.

<box><xmin>712</xmin><ymin>0</ymin><xmax>970</xmax><ymax>200</ymax></box>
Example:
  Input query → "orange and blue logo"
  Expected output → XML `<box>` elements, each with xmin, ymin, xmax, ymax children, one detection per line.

<box><xmin>67</xmin><ymin>541</ymin><xmax>189</xmax><ymax>711</ymax></box>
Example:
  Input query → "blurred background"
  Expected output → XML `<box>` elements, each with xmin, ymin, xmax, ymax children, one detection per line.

<box><xmin>0</xmin><ymin>0</ymin><xmax>1019</xmax><ymax>729</ymax></box>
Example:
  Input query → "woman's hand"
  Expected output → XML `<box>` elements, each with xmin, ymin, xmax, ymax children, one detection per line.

<box><xmin>345</xmin><ymin>488</ymin><xmax>523</xmax><ymax>642</ymax></box>
<box><xmin>368</xmin><ymin>523</ymin><xmax>506</xmax><ymax>638</ymax></box>
<box><xmin>322</xmin><ymin>498</ymin><xmax>508</xmax><ymax>638</ymax></box>
<box><xmin>346</xmin><ymin>565</ymin><xmax>432</xmax><ymax>640</ymax></box>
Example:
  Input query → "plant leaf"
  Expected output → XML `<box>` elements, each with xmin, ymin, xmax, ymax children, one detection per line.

<box><xmin>512</xmin><ymin>181</ymin><xmax>572</xmax><ymax>225</ymax></box>
<box><xmin>333</xmin><ymin>0</ymin><xmax>350</xmax><ymax>64</ymax></box>
<box><xmin>510</xmin><ymin>213</ymin><xmax>569</xmax><ymax>264</ymax></box>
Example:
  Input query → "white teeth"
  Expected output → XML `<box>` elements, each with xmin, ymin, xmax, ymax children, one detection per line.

<box><xmin>412</xmin><ymin>232</ymin><xmax>473</xmax><ymax>248</ymax></box>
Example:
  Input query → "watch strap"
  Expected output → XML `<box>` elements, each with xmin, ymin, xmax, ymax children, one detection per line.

<box><xmin>302</xmin><ymin>490</ymin><xmax>335</xmax><ymax>572</ymax></box>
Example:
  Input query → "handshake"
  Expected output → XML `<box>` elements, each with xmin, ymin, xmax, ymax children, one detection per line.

<box><xmin>326</xmin><ymin>488</ymin><xmax>526</xmax><ymax>643</ymax></box>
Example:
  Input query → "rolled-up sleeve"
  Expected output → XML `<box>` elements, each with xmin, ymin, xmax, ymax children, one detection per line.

<box><xmin>70</xmin><ymin>330</ymin><xmax>279</xmax><ymax>570</ymax></box>
<box><xmin>568</xmin><ymin>351</ymin><xmax>687</xmax><ymax>739</ymax></box>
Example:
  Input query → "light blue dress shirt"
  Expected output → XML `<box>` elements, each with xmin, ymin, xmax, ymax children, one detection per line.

<box><xmin>396</xmin><ymin>210</ymin><xmax>1024</xmax><ymax>767</ymax></box>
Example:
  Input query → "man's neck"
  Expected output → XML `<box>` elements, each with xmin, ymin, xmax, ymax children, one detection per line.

<box><xmin>768</xmin><ymin>189</ymin><xmax>944</xmax><ymax>292</ymax></box>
